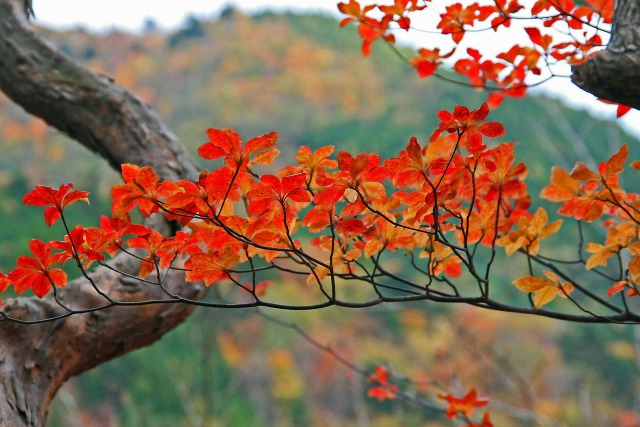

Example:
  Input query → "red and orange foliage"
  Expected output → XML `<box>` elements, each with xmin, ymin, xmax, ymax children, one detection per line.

<box><xmin>5</xmin><ymin>102</ymin><xmax>640</xmax><ymax>312</ymax></box>
<box><xmin>4</xmin><ymin>101</ymin><xmax>640</xmax><ymax>424</ymax></box>
<box><xmin>337</xmin><ymin>0</ymin><xmax>627</xmax><ymax>114</ymax></box>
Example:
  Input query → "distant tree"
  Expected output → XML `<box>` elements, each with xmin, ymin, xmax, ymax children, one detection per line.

<box><xmin>0</xmin><ymin>0</ymin><xmax>637</xmax><ymax>425</ymax></box>
<box><xmin>219</xmin><ymin>4</ymin><xmax>240</xmax><ymax>20</ymax></box>
<box><xmin>142</xmin><ymin>17</ymin><xmax>159</xmax><ymax>34</ymax></box>
<box><xmin>168</xmin><ymin>14</ymin><xmax>206</xmax><ymax>47</ymax></box>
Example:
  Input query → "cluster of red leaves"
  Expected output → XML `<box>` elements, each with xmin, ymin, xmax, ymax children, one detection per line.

<box><xmin>337</xmin><ymin>0</ymin><xmax>630</xmax><ymax>114</ymax></box>
<box><xmin>366</xmin><ymin>366</ymin><xmax>495</xmax><ymax>425</ymax></box>
<box><xmin>367</xmin><ymin>366</ymin><xmax>398</xmax><ymax>400</ymax></box>
<box><xmin>0</xmin><ymin>103</ymin><xmax>535</xmax><ymax>304</ymax></box>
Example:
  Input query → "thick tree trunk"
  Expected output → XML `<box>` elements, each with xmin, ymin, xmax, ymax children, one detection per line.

<box><xmin>572</xmin><ymin>0</ymin><xmax>640</xmax><ymax>108</ymax></box>
<box><xmin>0</xmin><ymin>0</ymin><xmax>206</xmax><ymax>425</ymax></box>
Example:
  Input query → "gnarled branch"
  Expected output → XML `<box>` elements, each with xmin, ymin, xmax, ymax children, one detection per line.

<box><xmin>572</xmin><ymin>0</ymin><xmax>640</xmax><ymax>108</ymax></box>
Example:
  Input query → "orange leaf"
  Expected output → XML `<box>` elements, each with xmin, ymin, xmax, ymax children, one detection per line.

<box><xmin>570</xmin><ymin>162</ymin><xmax>598</xmax><ymax>181</ymax></box>
<box><xmin>607</xmin><ymin>281</ymin><xmax>628</xmax><ymax>297</ymax></box>
<box><xmin>513</xmin><ymin>272</ymin><xmax>573</xmax><ymax>308</ymax></box>
<box><xmin>540</xmin><ymin>166</ymin><xmax>579</xmax><ymax>201</ymax></box>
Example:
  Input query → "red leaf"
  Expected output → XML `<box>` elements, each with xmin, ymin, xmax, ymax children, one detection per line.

<box><xmin>617</xmin><ymin>104</ymin><xmax>632</xmax><ymax>117</ymax></box>
<box><xmin>8</xmin><ymin>239</ymin><xmax>68</xmax><ymax>298</ymax></box>
<box><xmin>23</xmin><ymin>183</ymin><xmax>89</xmax><ymax>226</ymax></box>
<box><xmin>438</xmin><ymin>388</ymin><xmax>489</xmax><ymax>419</ymax></box>
<box><xmin>367</xmin><ymin>366</ymin><xmax>398</xmax><ymax>401</ymax></box>
<box><xmin>198</xmin><ymin>129</ymin><xmax>278</xmax><ymax>168</ymax></box>
<box><xmin>110</xmin><ymin>164</ymin><xmax>162</xmax><ymax>218</ymax></box>
<box><xmin>486</xmin><ymin>92</ymin><xmax>503</xmax><ymax>109</ymax></box>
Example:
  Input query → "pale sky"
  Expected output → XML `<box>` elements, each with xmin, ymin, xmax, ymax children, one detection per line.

<box><xmin>35</xmin><ymin>1</ymin><xmax>340</xmax><ymax>31</ymax></box>
<box><xmin>33</xmin><ymin>0</ymin><xmax>640</xmax><ymax>136</ymax></box>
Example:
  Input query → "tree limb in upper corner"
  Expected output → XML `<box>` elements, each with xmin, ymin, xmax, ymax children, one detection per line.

<box><xmin>572</xmin><ymin>0</ymin><xmax>640</xmax><ymax>109</ymax></box>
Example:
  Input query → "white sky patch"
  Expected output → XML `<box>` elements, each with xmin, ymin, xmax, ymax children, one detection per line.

<box><xmin>32</xmin><ymin>0</ymin><xmax>640</xmax><ymax>137</ymax></box>
<box><xmin>34</xmin><ymin>0</ymin><xmax>340</xmax><ymax>31</ymax></box>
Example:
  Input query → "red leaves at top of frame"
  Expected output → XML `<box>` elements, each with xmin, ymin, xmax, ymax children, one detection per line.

<box><xmin>584</xmin><ymin>0</ymin><xmax>613</xmax><ymax>22</ymax></box>
<box><xmin>338</xmin><ymin>0</ymin><xmax>625</xmax><ymax>115</ymax></box>
<box><xmin>337</xmin><ymin>0</ymin><xmax>375</xmax><ymax>27</ymax></box>
<box><xmin>337</xmin><ymin>0</ymin><xmax>396</xmax><ymax>56</ymax></box>
<box><xmin>295</xmin><ymin>145</ymin><xmax>338</xmax><ymax>177</ymax></box>
<box><xmin>23</xmin><ymin>182</ymin><xmax>89</xmax><ymax>226</ymax></box>
<box><xmin>378</xmin><ymin>0</ymin><xmax>425</xmax><ymax>30</ymax></box>
<box><xmin>530</xmin><ymin>0</ymin><xmax>573</xmax><ymax>15</ymax></box>
<box><xmin>437</xmin><ymin>3</ymin><xmax>495</xmax><ymax>44</ymax></box>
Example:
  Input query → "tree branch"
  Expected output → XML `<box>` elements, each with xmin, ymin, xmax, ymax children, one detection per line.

<box><xmin>572</xmin><ymin>0</ymin><xmax>640</xmax><ymax>108</ymax></box>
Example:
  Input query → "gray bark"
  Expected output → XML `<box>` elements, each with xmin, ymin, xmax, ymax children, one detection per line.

<box><xmin>572</xmin><ymin>0</ymin><xmax>640</xmax><ymax>108</ymax></box>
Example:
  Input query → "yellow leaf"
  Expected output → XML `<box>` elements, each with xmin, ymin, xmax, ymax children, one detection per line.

<box><xmin>629</xmin><ymin>255</ymin><xmax>640</xmax><ymax>278</ymax></box>
<box><xmin>540</xmin><ymin>219</ymin><xmax>563</xmax><ymax>238</ymax></box>
<box><xmin>361</xmin><ymin>181</ymin><xmax>386</xmax><ymax>199</ymax></box>
<box><xmin>344</xmin><ymin>188</ymin><xmax>358</xmax><ymax>203</ymax></box>
<box><xmin>585</xmin><ymin>243</ymin><xmax>615</xmax><ymax>270</ymax></box>
<box><xmin>542</xmin><ymin>270</ymin><xmax>560</xmax><ymax>283</ymax></box>
<box><xmin>531</xmin><ymin>207</ymin><xmax>548</xmax><ymax>230</ymax></box>
<box><xmin>308</xmin><ymin>265</ymin><xmax>329</xmax><ymax>285</ymax></box>
<box><xmin>629</xmin><ymin>242</ymin><xmax>640</xmax><ymax>256</ymax></box>
<box><xmin>533</xmin><ymin>285</ymin><xmax>558</xmax><ymax>309</ymax></box>
<box><xmin>364</xmin><ymin>239</ymin><xmax>384</xmax><ymax>258</ymax></box>
<box><xmin>513</xmin><ymin>274</ymin><xmax>572</xmax><ymax>309</ymax></box>
<box><xmin>558</xmin><ymin>281</ymin><xmax>574</xmax><ymax>298</ymax></box>
<box><xmin>496</xmin><ymin>233</ymin><xmax>525</xmax><ymax>256</ymax></box>
<box><xmin>513</xmin><ymin>276</ymin><xmax>552</xmax><ymax>292</ymax></box>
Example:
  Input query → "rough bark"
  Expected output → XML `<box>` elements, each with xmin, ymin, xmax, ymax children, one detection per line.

<box><xmin>572</xmin><ymin>0</ymin><xmax>640</xmax><ymax>108</ymax></box>
<box><xmin>0</xmin><ymin>0</ymin><xmax>205</xmax><ymax>425</ymax></box>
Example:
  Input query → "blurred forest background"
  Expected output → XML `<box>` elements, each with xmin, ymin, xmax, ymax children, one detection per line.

<box><xmin>1</xmin><ymin>7</ymin><xmax>640</xmax><ymax>427</ymax></box>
